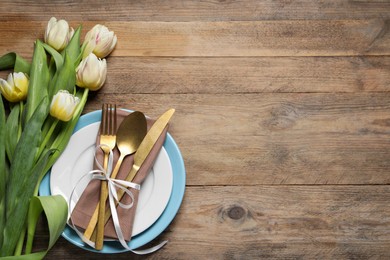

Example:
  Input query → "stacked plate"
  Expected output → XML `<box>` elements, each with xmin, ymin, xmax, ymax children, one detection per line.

<box><xmin>39</xmin><ymin>110</ymin><xmax>186</xmax><ymax>253</ymax></box>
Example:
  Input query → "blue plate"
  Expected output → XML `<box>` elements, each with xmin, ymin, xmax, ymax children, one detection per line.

<box><xmin>39</xmin><ymin>110</ymin><xmax>186</xmax><ymax>253</ymax></box>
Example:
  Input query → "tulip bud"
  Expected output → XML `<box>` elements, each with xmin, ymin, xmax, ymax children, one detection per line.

<box><xmin>76</xmin><ymin>53</ymin><xmax>107</xmax><ymax>91</ymax></box>
<box><xmin>82</xmin><ymin>24</ymin><xmax>117</xmax><ymax>58</ymax></box>
<box><xmin>0</xmin><ymin>72</ymin><xmax>29</xmax><ymax>102</ymax></box>
<box><xmin>50</xmin><ymin>90</ymin><xmax>80</xmax><ymax>122</ymax></box>
<box><xmin>44</xmin><ymin>17</ymin><xmax>74</xmax><ymax>51</ymax></box>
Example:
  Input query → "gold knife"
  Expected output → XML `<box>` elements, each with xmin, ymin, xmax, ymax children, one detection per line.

<box><xmin>125</xmin><ymin>108</ymin><xmax>175</xmax><ymax>183</ymax></box>
<box><xmin>90</xmin><ymin>108</ymin><xmax>175</xmax><ymax>239</ymax></box>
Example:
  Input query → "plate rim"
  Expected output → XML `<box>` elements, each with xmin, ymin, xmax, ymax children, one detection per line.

<box><xmin>39</xmin><ymin>109</ymin><xmax>186</xmax><ymax>253</ymax></box>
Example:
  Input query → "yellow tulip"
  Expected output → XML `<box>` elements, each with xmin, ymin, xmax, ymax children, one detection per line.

<box><xmin>0</xmin><ymin>72</ymin><xmax>29</xmax><ymax>102</ymax></box>
<box><xmin>82</xmin><ymin>24</ymin><xmax>117</xmax><ymax>58</ymax></box>
<box><xmin>76</xmin><ymin>53</ymin><xmax>107</xmax><ymax>91</ymax></box>
<box><xmin>44</xmin><ymin>17</ymin><xmax>74</xmax><ymax>51</ymax></box>
<box><xmin>50</xmin><ymin>90</ymin><xmax>80</xmax><ymax>122</ymax></box>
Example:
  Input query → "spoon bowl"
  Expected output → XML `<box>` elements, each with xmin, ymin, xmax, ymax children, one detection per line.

<box><xmin>111</xmin><ymin>111</ymin><xmax>147</xmax><ymax>179</ymax></box>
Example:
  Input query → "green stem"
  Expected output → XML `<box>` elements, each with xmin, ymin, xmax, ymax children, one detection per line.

<box><xmin>18</xmin><ymin>101</ymin><xmax>23</xmax><ymax>140</ymax></box>
<box><xmin>24</xmin><ymin>234</ymin><xmax>33</xmax><ymax>255</ymax></box>
<box><xmin>14</xmin><ymin>225</ymin><xmax>26</xmax><ymax>256</ymax></box>
<box><xmin>79</xmin><ymin>42</ymin><xmax>88</xmax><ymax>62</ymax></box>
<box><xmin>36</xmin><ymin>119</ymin><xmax>59</xmax><ymax>160</ymax></box>
<box><xmin>24</xmin><ymin>217</ymin><xmax>35</xmax><ymax>254</ymax></box>
<box><xmin>73</xmin><ymin>88</ymin><xmax>89</xmax><ymax>119</ymax></box>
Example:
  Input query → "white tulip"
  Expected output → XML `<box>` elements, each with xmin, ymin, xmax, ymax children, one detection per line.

<box><xmin>82</xmin><ymin>24</ymin><xmax>117</xmax><ymax>58</ymax></box>
<box><xmin>76</xmin><ymin>53</ymin><xmax>107</xmax><ymax>91</ymax></box>
<box><xmin>44</xmin><ymin>17</ymin><xmax>74</xmax><ymax>51</ymax></box>
<box><xmin>50</xmin><ymin>90</ymin><xmax>80</xmax><ymax>121</ymax></box>
<box><xmin>0</xmin><ymin>72</ymin><xmax>29</xmax><ymax>102</ymax></box>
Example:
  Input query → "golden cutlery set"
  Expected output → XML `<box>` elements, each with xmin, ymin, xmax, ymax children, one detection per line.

<box><xmin>83</xmin><ymin>104</ymin><xmax>175</xmax><ymax>250</ymax></box>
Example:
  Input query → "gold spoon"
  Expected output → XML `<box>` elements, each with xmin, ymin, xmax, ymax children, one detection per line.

<box><xmin>84</xmin><ymin>111</ymin><xmax>147</xmax><ymax>243</ymax></box>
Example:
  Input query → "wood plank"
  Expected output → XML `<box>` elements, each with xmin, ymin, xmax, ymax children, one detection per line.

<box><xmin>3</xmin><ymin>56</ymin><xmax>390</xmax><ymax>94</ymax></box>
<box><xmin>0</xmin><ymin>20</ymin><xmax>389</xmax><ymax>58</ymax></box>
<box><xmin>98</xmin><ymin>56</ymin><xmax>390</xmax><ymax>94</ymax></box>
<box><xmin>84</xmin><ymin>92</ymin><xmax>390</xmax><ymax>185</ymax></box>
<box><xmin>1</xmin><ymin>1</ymin><xmax>390</xmax><ymax>21</ymax></box>
<box><xmin>40</xmin><ymin>186</ymin><xmax>390</xmax><ymax>259</ymax></box>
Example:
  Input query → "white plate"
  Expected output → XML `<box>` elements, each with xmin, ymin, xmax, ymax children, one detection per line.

<box><xmin>50</xmin><ymin>122</ymin><xmax>173</xmax><ymax>237</ymax></box>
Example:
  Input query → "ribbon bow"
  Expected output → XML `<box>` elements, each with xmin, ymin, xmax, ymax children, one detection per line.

<box><xmin>69</xmin><ymin>145</ymin><xmax>167</xmax><ymax>254</ymax></box>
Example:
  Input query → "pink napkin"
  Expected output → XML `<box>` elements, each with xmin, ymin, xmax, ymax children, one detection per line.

<box><xmin>70</xmin><ymin>109</ymin><xmax>168</xmax><ymax>241</ymax></box>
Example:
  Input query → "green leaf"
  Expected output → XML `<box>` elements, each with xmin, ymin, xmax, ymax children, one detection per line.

<box><xmin>39</xmin><ymin>116</ymin><xmax>56</xmax><ymax>153</ymax></box>
<box><xmin>26</xmin><ymin>195</ymin><xmax>68</xmax><ymax>254</ymax></box>
<box><xmin>0</xmin><ymin>195</ymin><xmax>67</xmax><ymax>259</ymax></box>
<box><xmin>1</xmin><ymin>98</ymin><xmax>49</xmax><ymax>256</ymax></box>
<box><xmin>64</xmin><ymin>26</ymin><xmax>81</xmax><ymax>64</ymax></box>
<box><xmin>49</xmin><ymin>51</ymin><xmax>76</xmax><ymax>99</ymax></box>
<box><xmin>0</xmin><ymin>52</ymin><xmax>30</xmax><ymax>74</ymax></box>
<box><xmin>5</xmin><ymin>105</ymin><xmax>20</xmax><ymax>162</ymax></box>
<box><xmin>42</xmin><ymin>43</ymin><xmax>64</xmax><ymax>71</ymax></box>
<box><xmin>0</xmin><ymin>96</ymin><xmax>6</xmax><ymax>248</ymax></box>
<box><xmin>25</xmin><ymin>40</ymin><xmax>50</xmax><ymax>123</ymax></box>
<box><xmin>6</xmin><ymin>98</ymin><xmax>48</xmax><ymax>211</ymax></box>
<box><xmin>1</xmin><ymin>148</ymin><xmax>53</xmax><ymax>256</ymax></box>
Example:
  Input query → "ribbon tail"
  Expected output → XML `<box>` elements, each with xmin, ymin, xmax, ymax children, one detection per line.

<box><xmin>108</xmin><ymin>185</ymin><xmax>132</xmax><ymax>250</ymax></box>
<box><xmin>131</xmin><ymin>240</ymin><xmax>169</xmax><ymax>255</ymax></box>
<box><xmin>108</xmin><ymin>182</ymin><xmax>168</xmax><ymax>254</ymax></box>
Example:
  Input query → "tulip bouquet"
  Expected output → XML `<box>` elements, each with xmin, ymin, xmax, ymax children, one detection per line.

<box><xmin>0</xmin><ymin>17</ymin><xmax>117</xmax><ymax>258</ymax></box>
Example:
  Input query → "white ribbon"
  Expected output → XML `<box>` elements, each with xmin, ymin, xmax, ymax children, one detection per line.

<box><xmin>68</xmin><ymin>145</ymin><xmax>168</xmax><ymax>254</ymax></box>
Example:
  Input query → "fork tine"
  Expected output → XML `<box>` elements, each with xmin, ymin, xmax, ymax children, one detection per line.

<box><xmin>101</xmin><ymin>104</ymin><xmax>106</xmax><ymax>134</ymax></box>
<box><xmin>108</xmin><ymin>104</ymin><xmax>112</xmax><ymax>135</ymax></box>
<box><xmin>113</xmin><ymin>104</ymin><xmax>117</xmax><ymax>135</ymax></box>
<box><xmin>104</xmin><ymin>103</ymin><xmax>109</xmax><ymax>135</ymax></box>
<box><xmin>102</xmin><ymin>104</ymin><xmax>117</xmax><ymax>135</ymax></box>
<box><xmin>109</xmin><ymin>104</ymin><xmax>114</xmax><ymax>135</ymax></box>
<box><xmin>107</xmin><ymin>104</ymin><xmax>111</xmax><ymax>135</ymax></box>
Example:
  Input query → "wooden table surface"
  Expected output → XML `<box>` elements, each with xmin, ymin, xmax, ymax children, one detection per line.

<box><xmin>1</xmin><ymin>1</ymin><xmax>390</xmax><ymax>259</ymax></box>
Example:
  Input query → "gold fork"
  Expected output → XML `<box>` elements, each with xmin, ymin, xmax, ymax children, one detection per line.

<box><xmin>86</xmin><ymin>104</ymin><xmax>117</xmax><ymax>250</ymax></box>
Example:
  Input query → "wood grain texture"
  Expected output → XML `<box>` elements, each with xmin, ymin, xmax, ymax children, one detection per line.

<box><xmin>2</xmin><ymin>0</ymin><xmax>389</xmax><ymax>259</ymax></box>
<box><xmin>0</xmin><ymin>20</ymin><xmax>389</xmax><ymax>57</ymax></box>
<box><xmin>1</xmin><ymin>0</ymin><xmax>390</xmax><ymax>21</ymax></box>
<box><xmin>38</xmin><ymin>186</ymin><xmax>390</xmax><ymax>259</ymax></box>
<box><xmin>4</xmin><ymin>56</ymin><xmax>389</xmax><ymax>94</ymax></box>
<box><xmin>99</xmin><ymin>56</ymin><xmax>390</xmax><ymax>94</ymax></box>
<box><xmin>83</xmin><ymin>92</ymin><xmax>390</xmax><ymax>185</ymax></box>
